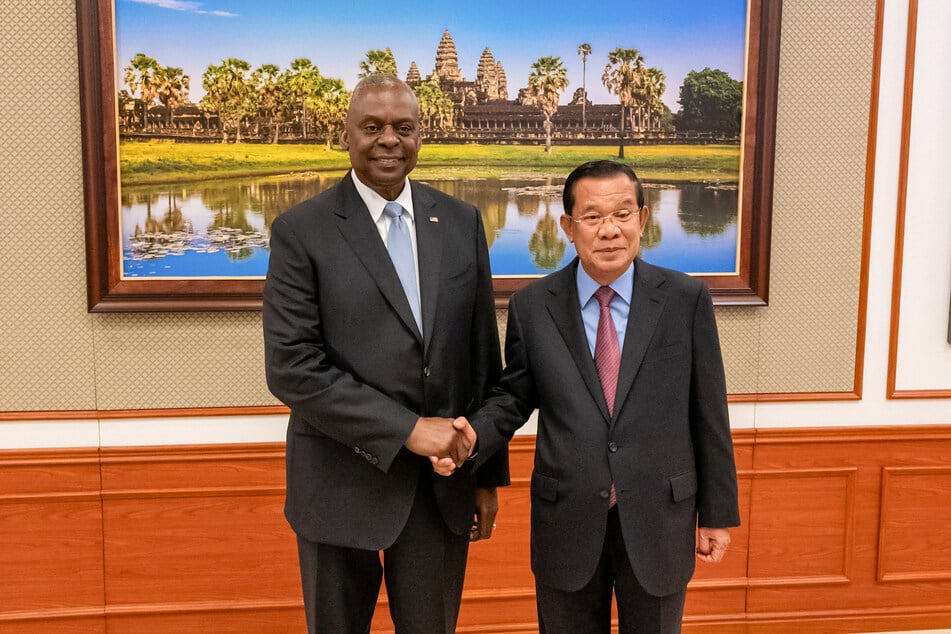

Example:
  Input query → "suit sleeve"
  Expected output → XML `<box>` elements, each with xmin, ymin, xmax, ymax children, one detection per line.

<box><xmin>689</xmin><ymin>283</ymin><xmax>740</xmax><ymax>528</ymax></box>
<box><xmin>263</xmin><ymin>215</ymin><xmax>419</xmax><ymax>473</ymax></box>
<box><xmin>470</xmin><ymin>293</ymin><xmax>539</xmax><ymax>470</ymax></box>
<box><xmin>470</xmin><ymin>210</ymin><xmax>510</xmax><ymax>488</ymax></box>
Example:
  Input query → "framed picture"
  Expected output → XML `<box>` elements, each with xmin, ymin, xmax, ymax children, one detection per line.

<box><xmin>78</xmin><ymin>0</ymin><xmax>779</xmax><ymax>311</ymax></box>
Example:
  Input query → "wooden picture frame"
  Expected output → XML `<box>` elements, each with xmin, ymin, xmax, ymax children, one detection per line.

<box><xmin>77</xmin><ymin>0</ymin><xmax>779</xmax><ymax>312</ymax></box>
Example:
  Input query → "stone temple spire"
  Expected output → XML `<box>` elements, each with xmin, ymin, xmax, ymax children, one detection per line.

<box><xmin>477</xmin><ymin>48</ymin><xmax>504</xmax><ymax>101</ymax></box>
<box><xmin>477</xmin><ymin>48</ymin><xmax>496</xmax><ymax>74</ymax></box>
<box><xmin>406</xmin><ymin>61</ymin><xmax>421</xmax><ymax>86</ymax></box>
<box><xmin>496</xmin><ymin>61</ymin><xmax>508</xmax><ymax>100</ymax></box>
<box><xmin>432</xmin><ymin>29</ymin><xmax>464</xmax><ymax>82</ymax></box>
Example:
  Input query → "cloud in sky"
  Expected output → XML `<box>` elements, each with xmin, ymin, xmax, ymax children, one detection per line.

<box><xmin>127</xmin><ymin>0</ymin><xmax>237</xmax><ymax>17</ymax></box>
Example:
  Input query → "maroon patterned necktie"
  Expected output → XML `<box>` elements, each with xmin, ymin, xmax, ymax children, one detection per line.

<box><xmin>594</xmin><ymin>286</ymin><xmax>620</xmax><ymax>507</ymax></box>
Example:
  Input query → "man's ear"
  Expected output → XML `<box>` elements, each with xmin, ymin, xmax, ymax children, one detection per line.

<box><xmin>639</xmin><ymin>206</ymin><xmax>652</xmax><ymax>233</ymax></box>
<box><xmin>339</xmin><ymin>128</ymin><xmax>349</xmax><ymax>150</ymax></box>
<box><xmin>559</xmin><ymin>214</ymin><xmax>575</xmax><ymax>242</ymax></box>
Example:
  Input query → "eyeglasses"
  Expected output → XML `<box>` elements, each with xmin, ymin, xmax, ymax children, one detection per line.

<box><xmin>571</xmin><ymin>209</ymin><xmax>639</xmax><ymax>228</ymax></box>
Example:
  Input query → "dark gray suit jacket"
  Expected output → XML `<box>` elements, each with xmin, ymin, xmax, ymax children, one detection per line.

<box><xmin>263</xmin><ymin>172</ymin><xmax>508</xmax><ymax>551</ymax></box>
<box><xmin>471</xmin><ymin>257</ymin><xmax>739</xmax><ymax>596</ymax></box>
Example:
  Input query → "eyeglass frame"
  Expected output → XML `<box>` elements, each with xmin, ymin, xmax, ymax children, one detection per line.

<box><xmin>569</xmin><ymin>207</ymin><xmax>643</xmax><ymax>228</ymax></box>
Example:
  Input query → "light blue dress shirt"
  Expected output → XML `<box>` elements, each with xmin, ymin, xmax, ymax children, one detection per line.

<box><xmin>576</xmin><ymin>262</ymin><xmax>635</xmax><ymax>358</ymax></box>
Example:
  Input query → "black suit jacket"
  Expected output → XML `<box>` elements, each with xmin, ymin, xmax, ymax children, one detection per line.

<box><xmin>471</xmin><ymin>257</ymin><xmax>739</xmax><ymax>596</ymax></box>
<box><xmin>263</xmin><ymin>172</ymin><xmax>508</xmax><ymax>550</ymax></box>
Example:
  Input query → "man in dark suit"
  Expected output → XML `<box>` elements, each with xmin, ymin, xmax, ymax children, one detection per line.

<box><xmin>445</xmin><ymin>160</ymin><xmax>739</xmax><ymax>632</ymax></box>
<box><xmin>263</xmin><ymin>75</ymin><xmax>508</xmax><ymax>633</ymax></box>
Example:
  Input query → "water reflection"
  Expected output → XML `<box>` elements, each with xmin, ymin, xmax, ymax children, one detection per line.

<box><xmin>120</xmin><ymin>174</ymin><xmax>738</xmax><ymax>278</ymax></box>
<box><xmin>528</xmin><ymin>200</ymin><xmax>567</xmax><ymax>271</ymax></box>
<box><xmin>122</xmin><ymin>174</ymin><xmax>338</xmax><ymax>278</ymax></box>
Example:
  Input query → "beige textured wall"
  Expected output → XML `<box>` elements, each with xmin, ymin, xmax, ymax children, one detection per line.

<box><xmin>715</xmin><ymin>1</ymin><xmax>873</xmax><ymax>394</ymax></box>
<box><xmin>0</xmin><ymin>0</ymin><xmax>873</xmax><ymax>412</ymax></box>
<box><xmin>1</xmin><ymin>0</ymin><xmax>98</xmax><ymax>411</ymax></box>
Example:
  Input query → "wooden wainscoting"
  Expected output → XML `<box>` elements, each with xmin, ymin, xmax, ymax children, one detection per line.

<box><xmin>2</xmin><ymin>427</ymin><xmax>951</xmax><ymax>632</ymax></box>
<box><xmin>98</xmin><ymin>444</ymin><xmax>300</xmax><ymax>633</ymax></box>
<box><xmin>0</xmin><ymin>449</ymin><xmax>105</xmax><ymax>633</ymax></box>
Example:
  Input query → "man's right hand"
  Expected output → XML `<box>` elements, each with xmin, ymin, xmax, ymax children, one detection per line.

<box><xmin>406</xmin><ymin>416</ymin><xmax>473</xmax><ymax>466</ymax></box>
<box><xmin>429</xmin><ymin>417</ymin><xmax>477</xmax><ymax>476</ymax></box>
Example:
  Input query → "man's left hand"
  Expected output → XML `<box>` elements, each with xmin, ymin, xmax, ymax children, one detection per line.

<box><xmin>696</xmin><ymin>526</ymin><xmax>731</xmax><ymax>563</ymax></box>
<box><xmin>429</xmin><ymin>455</ymin><xmax>455</xmax><ymax>476</ymax></box>
<box><xmin>470</xmin><ymin>487</ymin><xmax>498</xmax><ymax>542</ymax></box>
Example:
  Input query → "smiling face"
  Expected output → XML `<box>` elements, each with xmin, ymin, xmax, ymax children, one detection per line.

<box><xmin>560</xmin><ymin>173</ymin><xmax>651</xmax><ymax>286</ymax></box>
<box><xmin>340</xmin><ymin>79</ymin><xmax>421</xmax><ymax>200</ymax></box>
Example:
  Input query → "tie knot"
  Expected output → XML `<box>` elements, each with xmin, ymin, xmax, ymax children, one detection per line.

<box><xmin>383</xmin><ymin>202</ymin><xmax>404</xmax><ymax>220</ymax></box>
<box><xmin>594</xmin><ymin>286</ymin><xmax>615</xmax><ymax>309</ymax></box>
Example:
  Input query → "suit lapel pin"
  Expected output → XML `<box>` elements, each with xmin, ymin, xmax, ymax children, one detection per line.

<box><xmin>429</xmin><ymin>216</ymin><xmax>439</xmax><ymax>223</ymax></box>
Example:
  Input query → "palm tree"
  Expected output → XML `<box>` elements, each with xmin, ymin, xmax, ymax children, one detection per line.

<box><xmin>415</xmin><ymin>79</ymin><xmax>454</xmax><ymax>132</ymax></box>
<box><xmin>154</xmin><ymin>65</ymin><xmax>190</xmax><ymax>128</ymax></box>
<box><xmin>309</xmin><ymin>77</ymin><xmax>350</xmax><ymax>150</ymax></box>
<box><xmin>576</xmin><ymin>43</ymin><xmax>592</xmax><ymax>129</ymax></box>
<box><xmin>283</xmin><ymin>58</ymin><xmax>322</xmax><ymax>139</ymax></box>
<box><xmin>359</xmin><ymin>48</ymin><xmax>398</xmax><ymax>78</ymax></box>
<box><xmin>200</xmin><ymin>57</ymin><xmax>252</xmax><ymax>142</ymax></box>
<box><xmin>117</xmin><ymin>89</ymin><xmax>135</xmax><ymax>129</ymax></box>
<box><xmin>253</xmin><ymin>64</ymin><xmax>284</xmax><ymax>143</ymax></box>
<box><xmin>641</xmin><ymin>67</ymin><xmax>666</xmax><ymax>133</ymax></box>
<box><xmin>123</xmin><ymin>53</ymin><xmax>160</xmax><ymax>129</ymax></box>
<box><xmin>526</xmin><ymin>56</ymin><xmax>569</xmax><ymax>154</ymax></box>
<box><xmin>602</xmin><ymin>47</ymin><xmax>644</xmax><ymax>158</ymax></box>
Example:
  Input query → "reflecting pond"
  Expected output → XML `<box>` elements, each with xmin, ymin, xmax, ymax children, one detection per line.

<box><xmin>120</xmin><ymin>174</ymin><xmax>738</xmax><ymax>279</ymax></box>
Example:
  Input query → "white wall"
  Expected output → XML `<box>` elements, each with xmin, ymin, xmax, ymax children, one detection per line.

<box><xmin>893</xmin><ymin>0</ymin><xmax>951</xmax><ymax>392</ymax></box>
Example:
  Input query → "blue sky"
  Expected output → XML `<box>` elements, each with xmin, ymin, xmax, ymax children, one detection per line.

<box><xmin>115</xmin><ymin>0</ymin><xmax>748</xmax><ymax>111</ymax></box>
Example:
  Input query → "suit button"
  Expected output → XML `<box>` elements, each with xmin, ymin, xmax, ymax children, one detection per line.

<box><xmin>371</xmin><ymin>457</ymin><xmax>379</xmax><ymax>465</ymax></box>
<box><xmin>608</xmin><ymin>442</ymin><xmax>618</xmax><ymax>453</ymax></box>
<box><xmin>599</xmin><ymin>489</ymin><xmax>610</xmax><ymax>499</ymax></box>
<box><xmin>353</xmin><ymin>446</ymin><xmax>361</xmax><ymax>454</ymax></box>
<box><xmin>423</xmin><ymin>366</ymin><xmax>431</xmax><ymax>377</ymax></box>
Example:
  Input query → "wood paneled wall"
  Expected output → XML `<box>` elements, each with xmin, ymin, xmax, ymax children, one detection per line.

<box><xmin>2</xmin><ymin>427</ymin><xmax>951</xmax><ymax>633</ymax></box>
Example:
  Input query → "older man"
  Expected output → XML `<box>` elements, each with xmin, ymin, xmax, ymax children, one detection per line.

<box><xmin>448</xmin><ymin>160</ymin><xmax>739</xmax><ymax>633</ymax></box>
<box><xmin>263</xmin><ymin>75</ymin><xmax>507</xmax><ymax>633</ymax></box>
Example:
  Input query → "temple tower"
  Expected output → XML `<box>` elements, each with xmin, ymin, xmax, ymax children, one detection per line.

<box><xmin>432</xmin><ymin>29</ymin><xmax>465</xmax><ymax>83</ymax></box>
<box><xmin>496</xmin><ymin>61</ymin><xmax>508</xmax><ymax>101</ymax></box>
<box><xmin>476</xmin><ymin>48</ymin><xmax>507</xmax><ymax>101</ymax></box>
<box><xmin>406</xmin><ymin>61</ymin><xmax>421</xmax><ymax>87</ymax></box>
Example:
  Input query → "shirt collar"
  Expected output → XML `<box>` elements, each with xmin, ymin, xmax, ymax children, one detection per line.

<box><xmin>576</xmin><ymin>260</ymin><xmax>635</xmax><ymax>308</ymax></box>
<box><xmin>350</xmin><ymin>171</ymin><xmax>415</xmax><ymax>223</ymax></box>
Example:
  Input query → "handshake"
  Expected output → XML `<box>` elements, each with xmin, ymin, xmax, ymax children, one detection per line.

<box><xmin>405</xmin><ymin>416</ymin><xmax>476</xmax><ymax>476</ymax></box>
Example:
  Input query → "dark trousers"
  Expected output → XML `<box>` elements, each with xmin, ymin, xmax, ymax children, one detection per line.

<box><xmin>536</xmin><ymin>506</ymin><xmax>687</xmax><ymax>634</ymax></box>
<box><xmin>296</xmin><ymin>472</ymin><xmax>470</xmax><ymax>633</ymax></box>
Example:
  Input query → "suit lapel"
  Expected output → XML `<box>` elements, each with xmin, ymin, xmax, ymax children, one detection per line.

<box><xmin>613</xmin><ymin>258</ymin><xmax>668</xmax><ymax>422</ymax></box>
<box><xmin>334</xmin><ymin>173</ymin><xmax>422</xmax><ymax>341</ymax></box>
<box><xmin>412</xmin><ymin>183</ymin><xmax>444</xmax><ymax>353</ymax></box>
<box><xmin>546</xmin><ymin>260</ymin><xmax>613</xmax><ymax>422</ymax></box>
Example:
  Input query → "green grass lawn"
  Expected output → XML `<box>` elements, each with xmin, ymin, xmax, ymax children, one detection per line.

<box><xmin>119</xmin><ymin>139</ymin><xmax>740</xmax><ymax>185</ymax></box>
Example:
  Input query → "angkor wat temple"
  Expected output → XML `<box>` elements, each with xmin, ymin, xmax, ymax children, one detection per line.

<box><xmin>122</xmin><ymin>29</ymin><xmax>734</xmax><ymax>145</ymax></box>
<box><xmin>404</xmin><ymin>30</ymin><xmax>623</xmax><ymax>144</ymax></box>
<box><xmin>406</xmin><ymin>30</ymin><xmax>510</xmax><ymax>106</ymax></box>
<box><xmin>405</xmin><ymin>30</ymin><xmax>702</xmax><ymax>145</ymax></box>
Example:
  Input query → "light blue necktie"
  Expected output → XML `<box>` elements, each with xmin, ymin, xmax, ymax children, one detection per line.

<box><xmin>382</xmin><ymin>202</ymin><xmax>422</xmax><ymax>332</ymax></box>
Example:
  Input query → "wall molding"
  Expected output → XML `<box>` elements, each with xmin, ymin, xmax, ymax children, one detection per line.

<box><xmin>3</xmin><ymin>426</ymin><xmax>951</xmax><ymax>632</ymax></box>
